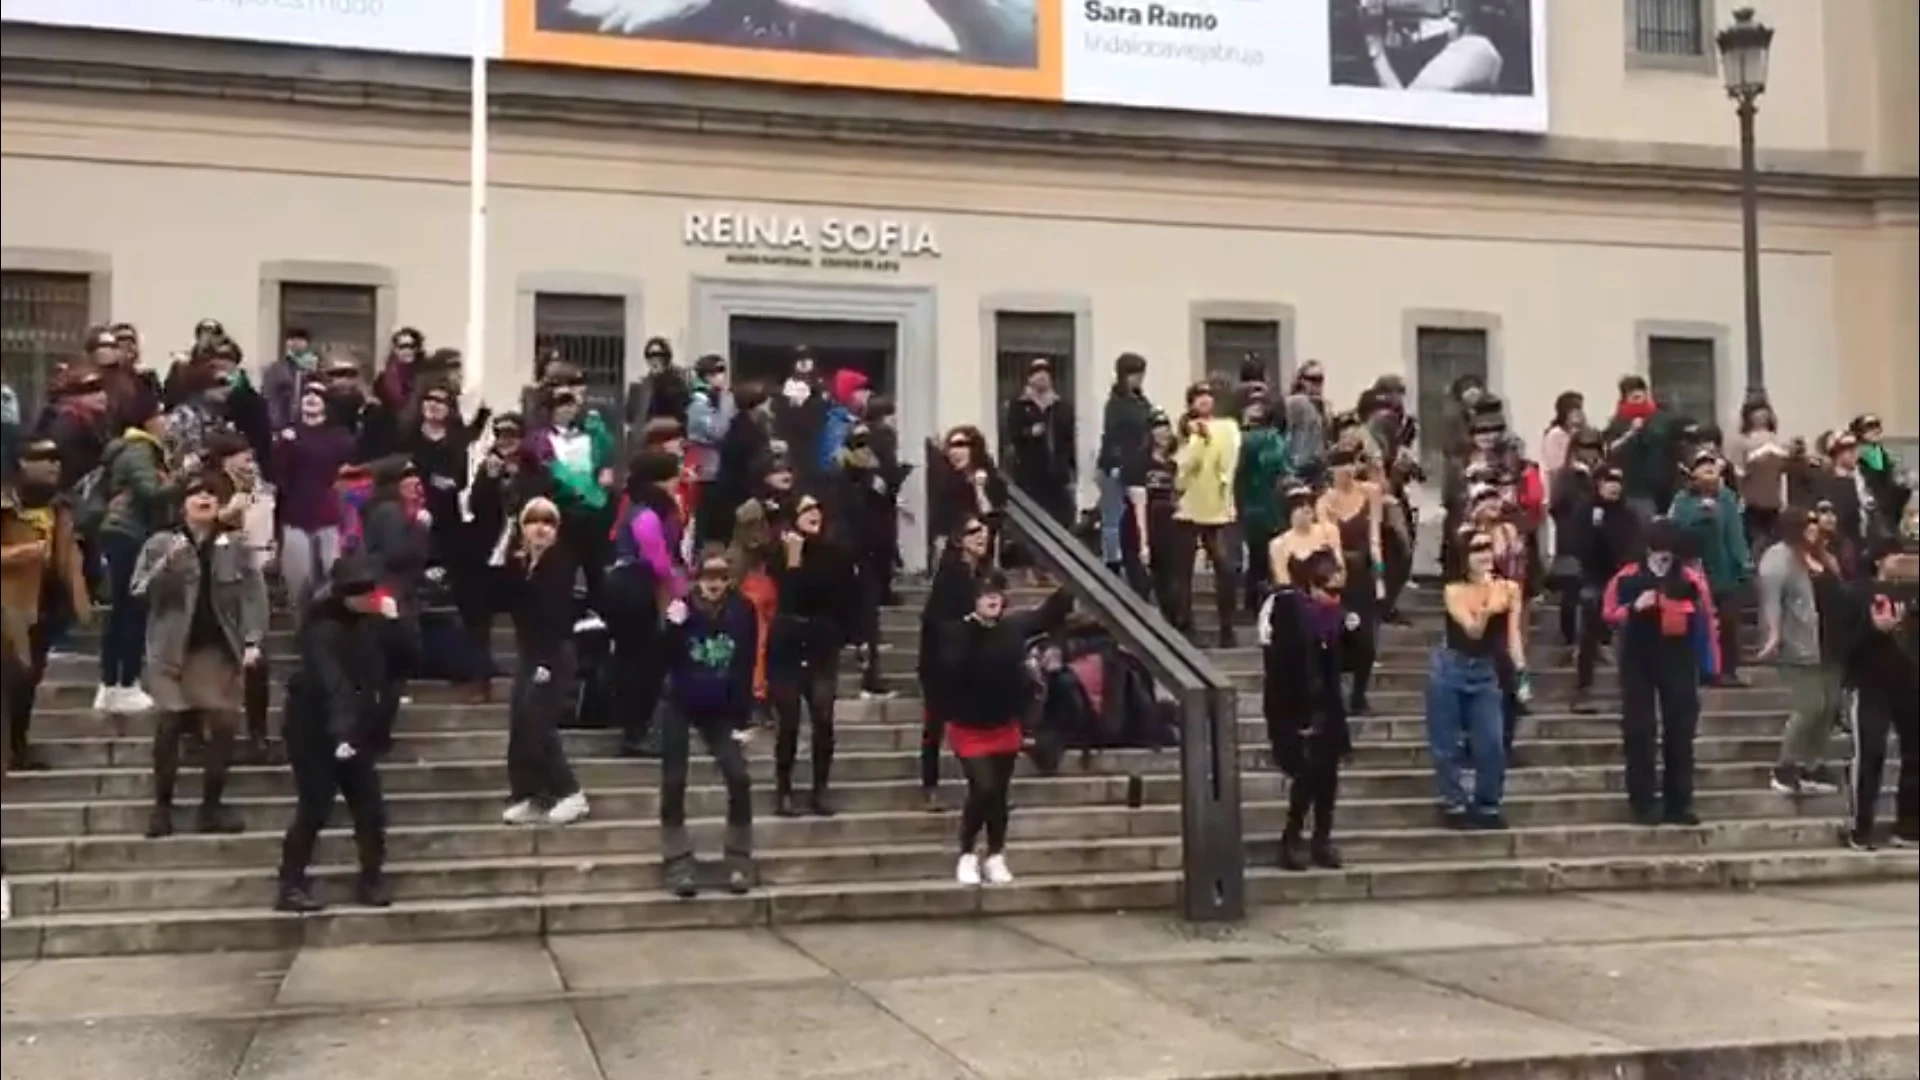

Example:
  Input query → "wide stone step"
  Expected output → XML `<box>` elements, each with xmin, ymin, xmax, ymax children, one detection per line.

<box><xmin>1</xmin><ymin>775</ymin><xmax>1879</xmax><ymax>843</ymax></box>
<box><xmin>6</xmin><ymin>814</ymin><xmax>1890</xmax><ymax>921</ymax></box>
<box><xmin>6</xmin><ymin>725</ymin><xmax>1812</xmax><ymax>782</ymax></box>
<box><xmin>5</xmin><ymin>847</ymin><xmax>1910</xmax><ymax>960</ymax></box>
<box><xmin>29</xmin><ymin>670</ymin><xmax>1796</xmax><ymax>711</ymax></box>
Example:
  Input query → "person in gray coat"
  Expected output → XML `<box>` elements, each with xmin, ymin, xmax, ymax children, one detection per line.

<box><xmin>131</xmin><ymin>475</ymin><xmax>269</xmax><ymax>838</ymax></box>
<box><xmin>1756</xmin><ymin>506</ymin><xmax>1846</xmax><ymax>797</ymax></box>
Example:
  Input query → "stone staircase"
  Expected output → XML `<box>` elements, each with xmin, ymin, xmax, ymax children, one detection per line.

<box><xmin>3</xmin><ymin>584</ymin><xmax>1913</xmax><ymax>959</ymax></box>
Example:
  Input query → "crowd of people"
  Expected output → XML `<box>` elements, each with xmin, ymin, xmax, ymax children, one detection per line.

<box><xmin>1</xmin><ymin>319</ymin><xmax>1916</xmax><ymax>924</ymax></box>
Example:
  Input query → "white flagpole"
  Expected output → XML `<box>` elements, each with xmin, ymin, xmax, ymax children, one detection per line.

<box><xmin>465</xmin><ymin>0</ymin><xmax>490</xmax><ymax>402</ymax></box>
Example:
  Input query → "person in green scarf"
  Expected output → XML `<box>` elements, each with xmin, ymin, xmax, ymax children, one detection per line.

<box><xmin>533</xmin><ymin>386</ymin><xmax>617</xmax><ymax>593</ymax></box>
<box><xmin>1851</xmin><ymin>413</ymin><xmax>1912</xmax><ymax>538</ymax></box>
<box><xmin>1235</xmin><ymin>395</ymin><xmax>1291</xmax><ymax>612</ymax></box>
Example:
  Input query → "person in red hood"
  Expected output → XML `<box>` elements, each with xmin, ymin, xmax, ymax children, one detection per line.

<box><xmin>1599</xmin><ymin>375</ymin><xmax>1680</xmax><ymax>518</ymax></box>
<box><xmin>374</xmin><ymin>327</ymin><xmax>425</xmax><ymax>414</ymax></box>
<box><xmin>819</xmin><ymin>369</ymin><xmax>871</xmax><ymax>476</ymax></box>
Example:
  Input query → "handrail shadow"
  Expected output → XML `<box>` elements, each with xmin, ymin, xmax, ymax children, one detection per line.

<box><xmin>921</xmin><ymin>438</ymin><xmax>1245</xmax><ymax>921</ymax></box>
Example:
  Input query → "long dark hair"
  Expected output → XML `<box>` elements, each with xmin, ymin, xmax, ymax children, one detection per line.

<box><xmin>942</xmin><ymin>424</ymin><xmax>994</xmax><ymax>473</ymax></box>
<box><xmin>1739</xmin><ymin>399</ymin><xmax>1776</xmax><ymax>435</ymax></box>
<box><xmin>1548</xmin><ymin>391</ymin><xmax>1585</xmax><ymax>432</ymax></box>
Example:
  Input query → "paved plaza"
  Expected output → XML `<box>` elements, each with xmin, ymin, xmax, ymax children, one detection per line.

<box><xmin>2</xmin><ymin>884</ymin><xmax>1915</xmax><ymax>1080</ymax></box>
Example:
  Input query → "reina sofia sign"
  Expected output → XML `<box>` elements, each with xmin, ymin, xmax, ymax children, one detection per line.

<box><xmin>683</xmin><ymin>210</ymin><xmax>941</xmax><ymax>264</ymax></box>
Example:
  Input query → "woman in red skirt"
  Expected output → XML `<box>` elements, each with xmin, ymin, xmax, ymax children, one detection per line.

<box><xmin>927</xmin><ymin>569</ymin><xmax>1072</xmax><ymax>886</ymax></box>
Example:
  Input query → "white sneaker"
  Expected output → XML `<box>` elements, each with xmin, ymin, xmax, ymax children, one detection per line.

<box><xmin>1</xmin><ymin>875</ymin><xmax>11</xmax><ymax>922</ymax></box>
<box><xmin>119</xmin><ymin>687</ymin><xmax>155</xmax><ymax>714</ymax></box>
<box><xmin>502</xmin><ymin>799</ymin><xmax>543</xmax><ymax>826</ymax></box>
<box><xmin>982</xmin><ymin>853</ymin><xmax>1015</xmax><ymax>886</ymax></box>
<box><xmin>546</xmin><ymin>792</ymin><xmax>590</xmax><ymax>826</ymax></box>
<box><xmin>955</xmin><ymin>852</ymin><xmax>982</xmax><ymax>886</ymax></box>
<box><xmin>92</xmin><ymin>685</ymin><xmax>116</xmax><ymax>713</ymax></box>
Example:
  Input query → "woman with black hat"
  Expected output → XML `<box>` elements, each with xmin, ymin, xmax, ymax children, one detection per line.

<box><xmin>1261</xmin><ymin>547</ymin><xmax>1354</xmax><ymax>871</ymax></box>
<box><xmin>131</xmin><ymin>475</ymin><xmax>268</xmax><ymax>838</ymax></box>
<box><xmin>274</xmin><ymin>553</ymin><xmax>396</xmax><ymax>913</ymax></box>
<box><xmin>767</xmin><ymin>491</ymin><xmax>858</xmax><ymax>816</ymax></box>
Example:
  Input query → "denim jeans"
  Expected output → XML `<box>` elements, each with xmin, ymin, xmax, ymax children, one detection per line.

<box><xmin>98</xmin><ymin>531</ymin><xmax>148</xmax><ymax>688</ymax></box>
<box><xmin>1096</xmin><ymin>469</ymin><xmax>1126</xmax><ymax>565</ymax></box>
<box><xmin>1424</xmin><ymin>648</ymin><xmax>1507</xmax><ymax>813</ymax></box>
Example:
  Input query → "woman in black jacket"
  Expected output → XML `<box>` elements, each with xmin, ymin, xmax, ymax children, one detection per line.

<box><xmin>928</xmin><ymin>425</ymin><xmax>1007</xmax><ymax>557</ymax></box>
<box><xmin>359</xmin><ymin>457</ymin><xmax>430</xmax><ymax>751</ymax></box>
<box><xmin>768</xmin><ymin>492</ymin><xmax>859</xmax><ymax>817</ymax></box>
<box><xmin>501</xmin><ymin>497</ymin><xmax>589</xmax><ymax>827</ymax></box>
<box><xmin>916</xmin><ymin>514</ymin><xmax>995</xmax><ymax>810</ymax></box>
<box><xmin>1570</xmin><ymin>465</ymin><xmax>1641</xmax><ymax>712</ymax></box>
<box><xmin>929</xmin><ymin>571</ymin><xmax>1072</xmax><ymax>887</ymax></box>
<box><xmin>1261</xmin><ymin>549</ymin><xmax>1354</xmax><ymax>872</ymax></box>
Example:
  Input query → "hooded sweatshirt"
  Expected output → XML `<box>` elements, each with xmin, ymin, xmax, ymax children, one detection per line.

<box><xmin>818</xmin><ymin>369</ymin><xmax>867</xmax><ymax>474</ymax></box>
<box><xmin>1174</xmin><ymin>416</ymin><xmax>1241</xmax><ymax>526</ymax></box>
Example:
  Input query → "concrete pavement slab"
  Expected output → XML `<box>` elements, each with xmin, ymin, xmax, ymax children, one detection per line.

<box><xmin>574</xmin><ymin>982</ymin><xmax>971</xmax><ymax>1080</ymax></box>
<box><xmin>234</xmin><ymin>1004</ymin><xmax>603</xmax><ymax>1080</ymax></box>
<box><xmin>1001</xmin><ymin>912</ymin><xmax>1309</xmax><ymax>965</ymax></box>
<box><xmin>275</xmin><ymin>941</ymin><xmax>564</xmax><ymax>1007</ymax></box>
<box><xmin>1372</xmin><ymin>892</ymin><xmax>1760</xmax><ymax>945</ymax></box>
<box><xmin>548</xmin><ymin>928</ymin><xmax>831</xmax><ymax>992</ymax></box>
<box><xmin>0</xmin><ymin>950</ymin><xmax>290</xmax><ymax>1022</ymax></box>
<box><xmin>0</xmin><ymin>1018</ymin><xmax>256</xmax><ymax>1080</ymax></box>
<box><xmin>863</xmin><ymin>968</ymin><xmax>1294</xmax><ymax>1080</ymax></box>
<box><xmin>780</xmin><ymin>920</ymin><xmax>1083</xmax><ymax>980</ymax></box>
<box><xmin>1125</xmin><ymin>954</ymin><xmax>1626</xmax><ymax>1070</ymax></box>
<box><xmin>1248</xmin><ymin>899</ymin><xmax>1534</xmax><ymax>955</ymax></box>
<box><xmin>1578</xmin><ymin>886</ymin><xmax>1911</xmax><ymax>935</ymax></box>
<box><xmin>1779</xmin><ymin>881</ymin><xmax>1920</xmax><ymax>918</ymax></box>
<box><xmin>0</xmin><ymin>959</ymin><xmax>33</xmax><ymax>987</ymax></box>
<box><xmin>1384</xmin><ymin>934</ymin><xmax>1906</xmax><ymax>1049</ymax></box>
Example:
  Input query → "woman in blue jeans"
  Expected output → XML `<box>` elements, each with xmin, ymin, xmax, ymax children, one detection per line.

<box><xmin>1426</xmin><ymin>529</ymin><xmax>1528</xmax><ymax>830</ymax></box>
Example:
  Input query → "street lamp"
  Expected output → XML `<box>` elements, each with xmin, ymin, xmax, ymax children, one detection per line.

<box><xmin>1716</xmin><ymin>7</ymin><xmax>1774</xmax><ymax>402</ymax></box>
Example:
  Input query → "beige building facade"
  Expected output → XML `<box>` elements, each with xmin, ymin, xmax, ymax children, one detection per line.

<box><xmin>2</xmin><ymin>1</ymin><xmax>1915</xmax><ymax>558</ymax></box>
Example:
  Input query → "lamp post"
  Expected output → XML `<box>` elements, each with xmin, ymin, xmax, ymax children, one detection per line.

<box><xmin>1716</xmin><ymin>7</ymin><xmax>1775</xmax><ymax>403</ymax></box>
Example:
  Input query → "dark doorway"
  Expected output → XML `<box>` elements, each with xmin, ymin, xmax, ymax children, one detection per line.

<box><xmin>729</xmin><ymin>316</ymin><xmax>897</xmax><ymax>396</ymax></box>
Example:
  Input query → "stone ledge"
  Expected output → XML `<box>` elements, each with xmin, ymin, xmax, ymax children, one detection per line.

<box><xmin>2</xmin><ymin>24</ymin><xmax>1916</xmax><ymax>206</ymax></box>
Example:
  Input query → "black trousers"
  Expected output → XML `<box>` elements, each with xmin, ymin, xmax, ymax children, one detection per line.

<box><xmin>368</xmin><ymin>616</ymin><xmax>420</xmax><ymax>756</ymax></box>
<box><xmin>1557</xmin><ymin>579</ymin><xmax>1582</xmax><ymax>650</ymax></box>
<box><xmin>660</xmin><ymin>707</ymin><xmax>753</xmax><ymax>842</ymax></box>
<box><xmin>852</xmin><ymin>544</ymin><xmax>890</xmax><ymax>692</ymax></box>
<box><xmin>1283</xmin><ymin>751</ymin><xmax>1340</xmax><ymax>845</ymax></box>
<box><xmin>770</xmin><ymin>644</ymin><xmax>838</xmax><ymax>796</ymax></box>
<box><xmin>1120</xmin><ymin>512</ymin><xmax>1182</xmax><ymax>627</ymax></box>
<box><xmin>1619</xmin><ymin>648</ymin><xmax>1700</xmax><ymax>814</ymax></box>
<box><xmin>1852</xmin><ymin>689</ymin><xmax>1920</xmax><ymax>838</ymax></box>
<box><xmin>277</xmin><ymin>731</ymin><xmax>387</xmax><ymax>887</ymax></box>
<box><xmin>244</xmin><ymin>659</ymin><xmax>271</xmax><ymax>744</ymax></box>
<box><xmin>1573</xmin><ymin>589</ymin><xmax>1607</xmax><ymax>692</ymax></box>
<box><xmin>959</xmin><ymin>751</ymin><xmax>1017</xmax><ymax>854</ymax></box>
<box><xmin>562</xmin><ymin>504</ymin><xmax>611</xmax><ymax>600</ymax></box>
<box><xmin>507</xmin><ymin>652</ymin><xmax>580</xmax><ymax>803</ymax></box>
<box><xmin>919</xmin><ymin>707</ymin><xmax>945</xmax><ymax>791</ymax></box>
<box><xmin>612</xmin><ymin>628</ymin><xmax>668</xmax><ymax>750</ymax></box>
<box><xmin>1173</xmin><ymin>521</ymin><xmax>1238</xmax><ymax>637</ymax></box>
<box><xmin>4</xmin><ymin>617</ymin><xmax>52</xmax><ymax>766</ymax></box>
<box><xmin>1242</xmin><ymin>525</ymin><xmax>1276</xmax><ymax>612</ymax></box>
<box><xmin>1714</xmin><ymin>589</ymin><xmax>1743</xmax><ymax>679</ymax></box>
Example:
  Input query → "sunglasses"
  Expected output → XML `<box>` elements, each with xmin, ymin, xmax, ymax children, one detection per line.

<box><xmin>797</xmin><ymin>501</ymin><xmax>822</xmax><ymax>514</ymax></box>
<box><xmin>523</xmin><ymin>515</ymin><xmax>559</xmax><ymax>528</ymax></box>
<box><xmin>947</xmin><ymin>440</ymin><xmax>970</xmax><ymax>450</ymax></box>
<box><xmin>325</xmin><ymin>368</ymin><xmax>359</xmax><ymax>379</ymax></box>
<box><xmin>697</xmin><ymin>565</ymin><xmax>730</xmax><ymax>581</ymax></box>
<box><xmin>964</xmin><ymin>523</ymin><xmax>989</xmax><ymax>536</ymax></box>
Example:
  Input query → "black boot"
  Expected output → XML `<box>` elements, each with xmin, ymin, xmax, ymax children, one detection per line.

<box><xmin>274</xmin><ymin>880</ymin><xmax>326</xmax><ymax>914</ymax></box>
<box><xmin>1346</xmin><ymin>692</ymin><xmax>1372</xmax><ymax>717</ymax></box>
<box><xmin>355</xmin><ymin>870</ymin><xmax>394</xmax><ymax>908</ymax></box>
<box><xmin>196</xmin><ymin>802</ymin><xmax>244</xmax><ymax>835</ymax></box>
<box><xmin>664</xmin><ymin>854</ymin><xmax>698</xmax><ymax>899</ymax></box>
<box><xmin>144</xmin><ymin>804</ymin><xmax>174</xmax><ymax>839</ymax></box>
<box><xmin>1277</xmin><ymin>829</ymin><xmax>1307</xmax><ymax>872</ymax></box>
<box><xmin>775</xmin><ymin>789</ymin><xmax>800</xmax><ymax>818</ymax></box>
<box><xmin>1309</xmin><ymin>839</ymin><xmax>1343</xmax><ymax>870</ymax></box>
<box><xmin>808</xmin><ymin>787</ymin><xmax>837</xmax><ymax>818</ymax></box>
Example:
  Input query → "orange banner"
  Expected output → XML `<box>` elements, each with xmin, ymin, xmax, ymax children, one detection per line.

<box><xmin>503</xmin><ymin>0</ymin><xmax>1063</xmax><ymax>102</ymax></box>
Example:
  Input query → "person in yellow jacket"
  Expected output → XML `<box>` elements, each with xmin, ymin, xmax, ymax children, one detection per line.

<box><xmin>1174</xmin><ymin>382</ymin><xmax>1243</xmax><ymax>647</ymax></box>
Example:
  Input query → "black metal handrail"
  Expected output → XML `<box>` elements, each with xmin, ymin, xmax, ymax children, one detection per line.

<box><xmin>921</xmin><ymin>440</ymin><xmax>1245</xmax><ymax>921</ymax></box>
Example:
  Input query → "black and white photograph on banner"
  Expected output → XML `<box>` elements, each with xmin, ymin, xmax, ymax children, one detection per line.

<box><xmin>1326</xmin><ymin>0</ymin><xmax>1535</xmax><ymax>96</ymax></box>
<box><xmin>536</xmin><ymin>0</ymin><xmax>1042</xmax><ymax>67</ymax></box>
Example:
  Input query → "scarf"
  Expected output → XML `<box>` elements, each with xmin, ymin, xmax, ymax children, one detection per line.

<box><xmin>287</xmin><ymin>348</ymin><xmax>318</xmax><ymax>373</ymax></box>
<box><xmin>1860</xmin><ymin>443</ymin><xmax>1888</xmax><ymax>472</ymax></box>
<box><xmin>1615</xmin><ymin>396</ymin><xmax>1658</xmax><ymax>423</ymax></box>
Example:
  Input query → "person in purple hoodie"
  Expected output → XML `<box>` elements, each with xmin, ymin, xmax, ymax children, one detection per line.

<box><xmin>272</xmin><ymin>380</ymin><xmax>357</xmax><ymax>611</ymax></box>
<box><xmin>659</xmin><ymin>546</ymin><xmax>759</xmax><ymax>898</ymax></box>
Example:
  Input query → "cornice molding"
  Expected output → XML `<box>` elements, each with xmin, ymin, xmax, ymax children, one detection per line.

<box><xmin>2</xmin><ymin>24</ymin><xmax>1916</xmax><ymax>207</ymax></box>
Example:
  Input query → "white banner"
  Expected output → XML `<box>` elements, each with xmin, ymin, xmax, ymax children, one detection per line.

<box><xmin>0</xmin><ymin>0</ymin><xmax>502</xmax><ymax>59</ymax></box>
<box><xmin>1064</xmin><ymin>0</ymin><xmax>1548</xmax><ymax>133</ymax></box>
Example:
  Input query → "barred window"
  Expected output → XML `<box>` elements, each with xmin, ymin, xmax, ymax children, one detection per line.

<box><xmin>1</xmin><ymin>270</ymin><xmax>93</xmax><ymax>421</ymax></box>
<box><xmin>533</xmin><ymin>293</ymin><xmax>627</xmax><ymax>404</ymax></box>
<box><xmin>1648</xmin><ymin>336</ymin><xmax>1719</xmax><ymax>426</ymax></box>
<box><xmin>993</xmin><ymin>310</ymin><xmax>1077</xmax><ymax>442</ymax></box>
<box><xmin>279</xmin><ymin>282</ymin><xmax>378</xmax><ymax>373</ymax></box>
<box><xmin>1632</xmin><ymin>0</ymin><xmax>1707</xmax><ymax>56</ymax></box>
<box><xmin>1201</xmin><ymin>318</ymin><xmax>1283</xmax><ymax>398</ymax></box>
<box><xmin>1414</xmin><ymin>327</ymin><xmax>1490</xmax><ymax>475</ymax></box>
